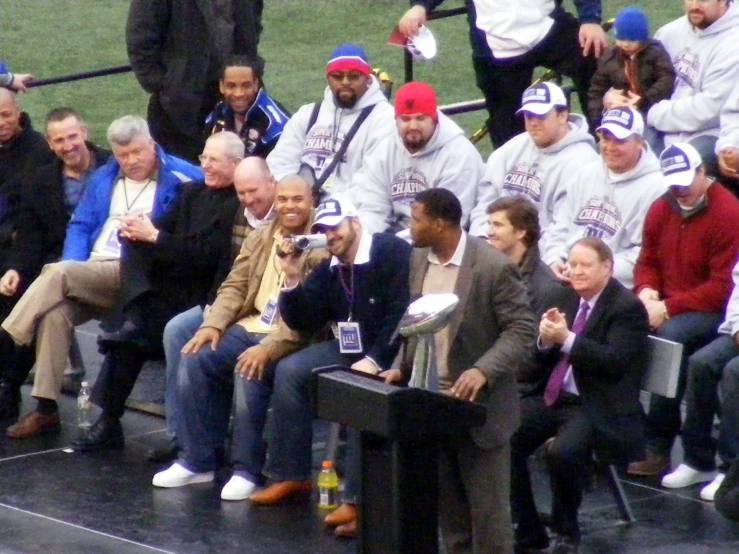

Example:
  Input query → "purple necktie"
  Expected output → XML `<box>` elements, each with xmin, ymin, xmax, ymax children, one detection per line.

<box><xmin>543</xmin><ymin>302</ymin><xmax>590</xmax><ymax>407</ymax></box>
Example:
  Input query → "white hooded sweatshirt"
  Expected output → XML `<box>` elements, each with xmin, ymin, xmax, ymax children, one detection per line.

<box><xmin>543</xmin><ymin>145</ymin><xmax>665</xmax><ymax>288</ymax></box>
<box><xmin>717</xmin><ymin>81</ymin><xmax>739</xmax><ymax>153</ymax></box>
<box><xmin>351</xmin><ymin>112</ymin><xmax>484</xmax><ymax>234</ymax></box>
<box><xmin>648</xmin><ymin>4</ymin><xmax>739</xmax><ymax>146</ymax></box>
<box><xmin>470</xmin><ymin>114</ymin><xmax>597</xmax><ymax>247</ymax></box>
<box><xmin>266</xmin><ymin>76</ymin><xmax>396</xmax><ymax>197</ymax></box>
<box><xmin>473</xmin><ymin>0</ymin><xmax>556</xmax><ymax>58</ymax></box>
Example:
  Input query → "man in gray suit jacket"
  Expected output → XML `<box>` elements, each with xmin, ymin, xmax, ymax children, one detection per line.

<box><xmin>384</xmin><ymin>188</ymin><xmax>536</xmax><ymax>554</ymax></box>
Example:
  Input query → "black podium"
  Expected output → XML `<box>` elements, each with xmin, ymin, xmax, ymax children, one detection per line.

<box><xmin>314</xmin><ymin>367</ymin><xmax>486</xmax><ymax>554</ymax></box>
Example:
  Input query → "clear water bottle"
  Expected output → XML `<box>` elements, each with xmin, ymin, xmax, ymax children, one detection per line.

<box><xmin>77</xmin><ymin>381</ymin><xmax>92</xmax><ymax>431</ymax></box>
<box><xmin>317</xmin><ymin>460</ymin><xmax>339</xmax><ymax>509</ymax></box>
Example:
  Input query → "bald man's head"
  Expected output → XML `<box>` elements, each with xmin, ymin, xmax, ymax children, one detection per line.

<box><xmin>233</xmin><ymin>157</ymin><xmax>276</xmax><ymax>220</ymax></box>
<box><xmin>276</xmin><ymin>174</ymin><xmax>311</xmax><ymax>196</ymax></box>
<box><xmin>275</xmin><ymin>175</ymin><xmax>313</xmax><ymax>234</ymax></box>
<box><xmin>0</xmin><ymin>88</ymin><xmax>21</xmax><ymax>143</ymax></box>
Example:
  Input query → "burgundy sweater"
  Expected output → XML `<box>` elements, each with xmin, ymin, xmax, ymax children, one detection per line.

<box><xmin>633</xmin><ymin>183</ymin><xmax>739</xmax><ymax>316</ymax></box>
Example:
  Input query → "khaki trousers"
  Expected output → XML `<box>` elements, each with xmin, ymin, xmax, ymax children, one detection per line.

<box><xmin>2</xmin><ymin>260</ymin><xmax>121</xmax><ymax>400</ymax></box>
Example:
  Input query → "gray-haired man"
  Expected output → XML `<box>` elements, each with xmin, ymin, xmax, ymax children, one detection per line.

<box><xmin>1</xmin><ymin>115</ymin><xmax>201</xmax><ymax>439</ymax></box>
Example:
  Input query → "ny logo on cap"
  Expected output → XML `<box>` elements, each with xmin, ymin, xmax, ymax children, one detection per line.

<box><xmin>522</xmin><ymin>86</ymin><xmax>550</xmax><ymax>104</ymax></box>
<box><xmin>316</xmin><ymin>199</ymin><xmax>342</xmax><ymax>219</ymax></box>
<box><xmin>661</xmin><ymin>154</ymin><xmax>689</xmax><ymax>175</ymax></box>
<box><xmin>604</xmin><ymin>109</ymin><xmax>633</xmax><ymax>128</ymax></box>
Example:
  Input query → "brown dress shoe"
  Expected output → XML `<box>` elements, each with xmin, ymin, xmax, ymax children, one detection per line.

<box><xmin>7</xmin><ymin>411</ymin><xmax>61</xmax><ymax>439</ymax></box>
<box><xmin>249</xmin><ymin>480</ymin><xmax>312</xmax><ymax>505</ymax></box>
<box><xmin>325</xmin><ymin>503</ymin><xmax>357</xmax><ymax>526</ymax></box>
<box><xmin>627</xmin><ymin>452</ymin><xmax>671</xmax><ymax>476</ymax></box>
<box><xmin>334</xmin><ymin>518</ymin><xmax>357</xmax><ymax>538</ymax></box>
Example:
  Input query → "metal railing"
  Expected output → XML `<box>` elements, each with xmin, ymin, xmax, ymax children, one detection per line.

<box><xmin>25</xmin><ymin>65</ymin><xmax>133</xmax><ymax>89</ymax></box>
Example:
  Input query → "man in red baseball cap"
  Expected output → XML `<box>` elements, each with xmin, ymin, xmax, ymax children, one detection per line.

<box><xmin>349</xmin><ymin>81</ymin><xmax>485</xmax><ymax>236</ymax></box>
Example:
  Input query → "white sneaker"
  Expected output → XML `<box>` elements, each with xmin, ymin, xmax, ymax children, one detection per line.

<box><xmin>700</xmin><ymin>473</ymin><xmax>726</xmax><ymax>501</ymax></box>
<box><xmin>152</xmin><ymin>462</ymin><xmax>214</xmax><ymax>488</ymax></box>
<box><xmin>220</xmin><ymin>475</ymin><xmax>258</xmax><ymax>501</ymax></box>
<box><xmin>661</xmin><ymin>463</ymin><xmax>717</xmax><ymax>489</ymax></box>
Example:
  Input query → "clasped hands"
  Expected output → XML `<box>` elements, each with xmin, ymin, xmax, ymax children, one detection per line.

<box><xmin>118</xmin><ymin>213</ymin><xmax>157</xmax><ymax>242</ymax></box>
<box><xmin>603</xmin><ymin>87</ymin><xmax>642</xmax><ymax>111</ymax></box>
<box><xmin>638</xmin><ymin>288</ymin><xmax>667</xmax><ymax>330</ymax></box>
<box><xmin>539</xmin><ymin>308</ymin><xmax>570</xmax><ymax>349</ymax></box>
<box><xmin>719</xmin><ymin>147</ymin><xmax>739</xmax><ymax>179</ymax></box>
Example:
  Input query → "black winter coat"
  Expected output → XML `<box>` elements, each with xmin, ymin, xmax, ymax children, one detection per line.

<box><xmin>126</xmin><ymin>0</ymin><xmax>263</xmax><ymax>139</ymax></box>
<box><xmin>2</xmin><ymin>143</ymin><xmax>111</xmax><ymax>285</ymax></box>
<box><xmin>0</xmin><ymin>113</ymin><xmax>55</xmax><ymax>250</ymax></box>
<box><xmin>587</xmin><ymin>40</ymin><xmax>676</xmax><ymax>126</ymax></box>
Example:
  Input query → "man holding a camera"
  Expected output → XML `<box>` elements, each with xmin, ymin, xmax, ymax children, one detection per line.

<box><xmin>152</xmin><ymin>175</ymin><xmax>326</xmax><ymax>498</ymax></box>
<box><xmin>242</xmin><ymin>196</ymin><xmax>411</xmax><ymax>505</ymax></box>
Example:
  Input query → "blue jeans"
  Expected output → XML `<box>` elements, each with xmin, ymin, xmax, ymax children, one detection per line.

<box><xmin>176</xmin><ymin>324</ymin><xmax>265</xmax><ymax>474</ymax></box>
<box><xmin>646</xmin><ymin>311</ymin><xmax>722</xmax><ymax>456</ymax></box>
<box><xmin>231</xmin><ymin>360</ymin><xmax>274</xmax><ymax>478</ymax></box>
<box><xmin>682</xmin><ymin>334</ymin><xmax>739</xmax><ymax>471</ymax></box>
<box><xmin>263</xmin><ymin>340</ymin><xmax>350</xmax><ymax>481</ymax></box>
<box><xmin>163</xmin><ymin>306</ymin><xmax>204</xmax><ymax>437</ymax></box>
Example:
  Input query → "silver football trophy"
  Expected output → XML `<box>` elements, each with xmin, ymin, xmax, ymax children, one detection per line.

<box><xmin>399</xmin><ymin>293</ymin><xmax>459</xmax><ymax>391</ymax></box>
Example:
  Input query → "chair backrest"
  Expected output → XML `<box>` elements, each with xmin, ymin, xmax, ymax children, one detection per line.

<box><xmin>642</xmin><ymin>335</ymin><xmax>683</xmax><ymax>399</ymax></box>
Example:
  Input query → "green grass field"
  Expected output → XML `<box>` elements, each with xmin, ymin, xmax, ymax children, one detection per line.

<box><xmin>2</xmin><ymin>0</ymin><xmax>683</xmax><ymax>155</ymax></box>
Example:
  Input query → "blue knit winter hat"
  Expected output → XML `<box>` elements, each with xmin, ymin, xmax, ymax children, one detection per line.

<box><xmin>614</xmin><ymin>6</ymin><xmax>649</xmax><ymax>41</ymax></box>
<box><xmin>326</xmin><ymin>44</ymin><xmax>370</xmax><ymax>76</ymax></box>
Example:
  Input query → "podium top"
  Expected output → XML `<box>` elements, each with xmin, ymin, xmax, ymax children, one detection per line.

<box><xmin>314</xmin><ymin>366</ymin><xmax>486</xmax><ymax>440</ymax></box>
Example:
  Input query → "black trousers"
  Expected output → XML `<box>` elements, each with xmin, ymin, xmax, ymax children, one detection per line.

<box><xmin>0</xmin><ymin>293</ymin><xmax>35</xmax><ymax>388</ymax></box>
<box><xmin>91</xmin><ymin>345</ymin><xmax>149</xmax><ymax>420</ymax></box>
<box><xmin>472</xmin><ymin>10</ymin><xmax>598</xmax><ymax>148</ymax></box>
<box><xmin>510</xmin><ymin>394</ymin><xmax>594</xmax><ymax>541</ymax></box>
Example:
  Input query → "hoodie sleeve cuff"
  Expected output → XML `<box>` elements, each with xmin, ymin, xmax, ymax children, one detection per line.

<box><xmin>573</xmin><ymin>0</ymin><xmax>602</xmax><ymax>24</ymax></box>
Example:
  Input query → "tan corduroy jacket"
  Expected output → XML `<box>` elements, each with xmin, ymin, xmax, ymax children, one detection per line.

<box><xmin>201</xmin><ymin>211</ymin><xmax>329</xmax><ymax>361</ymax></box>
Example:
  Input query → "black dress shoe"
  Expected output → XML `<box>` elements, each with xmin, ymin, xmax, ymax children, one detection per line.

<box><xmin>551</xmin><ymin>535</ymin><xmax>579</xmax><ymax>554</ymax></box>
<box><xmin>61</xmin><ymin>372</ymin><xmax>84</xmax><ymax>396</ymax></box>
<box><xmin>514</xmin><ymin>528</ymin><xmax>550</xmax><ymax>554</ymax></box>
<box><xmin>98</xmin><ymin>320</ymin><xmax>146</xmax><ymax>349</ymax></box>
<box><xmin>148</xmin><ymin>437</ymin><xmax>179</xmax><ymax>463</ymax></box>
<box><xmin>0</xmin><ymin>380</ymin><xmax>21</xmax><ymax>422</ymax></box>
<box><xmin>71</xmin><ymin>417</ymin><xmax>125</xmax><ymax>452</ymax></box>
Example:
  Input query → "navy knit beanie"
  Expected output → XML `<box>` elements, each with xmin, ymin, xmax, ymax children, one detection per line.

<box><xmin>614</xmin><ymin>6</ymin><xmax>649</xmax><ymax>41</ymax></box>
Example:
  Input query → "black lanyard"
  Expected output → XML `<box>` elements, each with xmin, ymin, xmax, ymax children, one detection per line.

<box><xmin>123</xmin><ymin>178</ymin><xmax>153</xmax><ymax>213</ymax></box>
<box><xmin>338</xmin><ymin>264</ymin><xmax>355</xmax><ymax>321</ymax></box>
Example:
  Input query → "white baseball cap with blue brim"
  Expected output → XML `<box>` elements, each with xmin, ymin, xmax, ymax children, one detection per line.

<box><xmin>516</xmin><ymin>82</ymin><xmax>568</xmax><ymax>116</ymax></box>
<box><xmin>596</xmin><ymin>107</ymin><xmax>645</xmax><ymax>139</ymax></box>
<box><xmin>659</xmin><ymin>143</ymin><xmax>703</xmax><ymax>188</ymax></box>
<box><xmin>311</xmin><ymin>196</ymin><xmax>358</xmax><ymax>232</ymax></box>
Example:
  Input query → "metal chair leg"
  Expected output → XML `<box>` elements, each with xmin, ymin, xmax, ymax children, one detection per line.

<box><xmin>604</xmin><ymin>463</ymin><xmax>636</xmax><ymax>523</ymax></box>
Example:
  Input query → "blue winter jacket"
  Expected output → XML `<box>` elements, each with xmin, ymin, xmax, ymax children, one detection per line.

<box><xmin>62</xmin><ymin>145</ymin><xmax>202</xmax><ymax>261</ymax></box>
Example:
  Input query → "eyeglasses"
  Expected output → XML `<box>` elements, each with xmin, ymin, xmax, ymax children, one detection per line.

<box><xmin>198</xmin><ymin>154</ymin><xmax>234</xmax><ymax>165</ymax></box>
<box><xmin>327</xmin><ymin>71</ymin><xmax>365</xmax><ymax>83</ymax></box>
